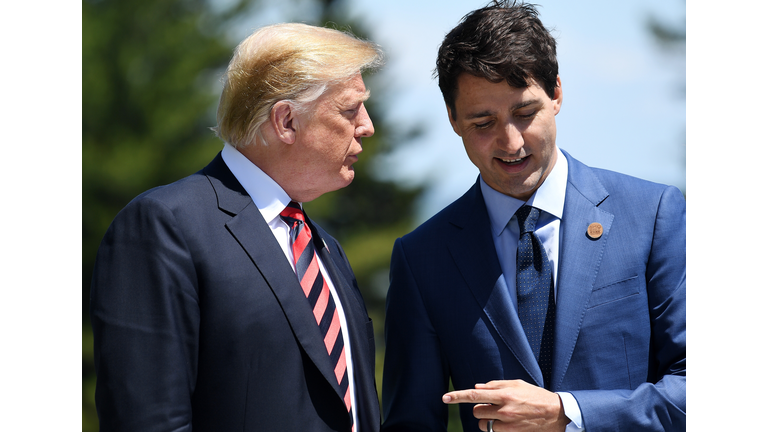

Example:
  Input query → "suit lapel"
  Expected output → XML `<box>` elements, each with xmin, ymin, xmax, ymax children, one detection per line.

<box><xmin>311</xmin><ymin>223</ymin><xmax>379</xmax><ymax>432</ymax></box>
<box><xmin>447</xmin><ymin>180</ymin><xmax>543</xmax><ymax>385</ymax></box>
<box><xmin>550</xmin><ymin>152</ymin><xmax>613</xmax><ymax>389</ymax></box>
<box><xmin>203</xmin><ymin>154</ymin><xmax>344</xmax><ymax>399</ymax></box>
<box><xmin>313</xmin><ymin>229</ymin><xmax>367</xmax><ymax>326</ymax></box>
<box><xmin>314</xmin><ymin>227</ymin><xmax>370</xmax><ymax>395</ymax></box>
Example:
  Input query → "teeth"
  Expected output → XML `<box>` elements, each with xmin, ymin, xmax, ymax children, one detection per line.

<box><xmin>500</xmin><ymin>157</ymin><xmax>523</xmax><ymax>163</ymax></box>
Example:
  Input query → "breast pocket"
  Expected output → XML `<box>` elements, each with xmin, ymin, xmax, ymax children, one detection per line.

<box><xmin>586</xmin><ymin>274</ymin><xmax>640</xmax><ymax>309</ymax></box>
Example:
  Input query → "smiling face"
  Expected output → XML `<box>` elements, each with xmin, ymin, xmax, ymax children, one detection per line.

<box><xmin>288</xmin><ymin>73</ymin><xmax>374</xmax><ymax>201</ymax></box>
<box><xmin>448</xmin><ymin>73</ymin><xmax>563</xmax><ymax>201</ymax></box>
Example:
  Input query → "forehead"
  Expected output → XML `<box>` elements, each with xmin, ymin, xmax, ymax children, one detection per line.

<box><xmin>453</xmin><ymin>73</ymin><xmax>546</xmax><ymax>117</ymax></box>
<box><xmin>323</xmin><ymin>73</ymin><xmax>370</xmax><ymax>105</ymax></box>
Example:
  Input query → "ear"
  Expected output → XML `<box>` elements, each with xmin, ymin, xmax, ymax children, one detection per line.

<box><xmin>552</xmin><ymin>75</ymin><xmax>563</xmax><ymax>115</ymax></box>
<box><xmin>446</xmin><ymin>104</ymin><xmax>462</xmax><ymax>136</ymax></box>
<box><xmin>270</xmin><ymin>101</ymin><xmax>297</xmax><ymax>144</ymax></box>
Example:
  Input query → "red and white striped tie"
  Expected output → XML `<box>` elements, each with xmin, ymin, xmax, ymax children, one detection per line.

<box><xmin>280</xmin><ymin>201</ymin><xmax>354</xmax><ymax>431</ymax></box>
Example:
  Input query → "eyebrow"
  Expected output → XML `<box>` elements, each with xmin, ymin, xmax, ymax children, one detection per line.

<box><xmin>345</xmin><ymin>89</ymin><xmax>370</xmax><ymax>108</ymax></box>
<box><xmin>337</xmin><ymin>89</ymin><xmax>370</xmax><ymax>110</ymax></box>
<box><xmin>465</xmin><ymin>110</ymin><xmax>494</xmax><ymax>120</ymax></box>
<box><xmin>463</xmin><ymin>99</ymin><xmax>540</xmax><ymax>120</ymax></box>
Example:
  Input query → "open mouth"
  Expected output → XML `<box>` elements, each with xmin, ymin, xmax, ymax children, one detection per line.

<box><xmin>497</xmin><ymin>155</ymin><xmax>528</xmax><ymax>165</ymax></box>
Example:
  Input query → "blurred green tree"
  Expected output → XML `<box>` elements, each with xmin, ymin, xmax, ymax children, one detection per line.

<box><xmin>647</xmin><ymin>2</ymin><xmax>686</xmax><ymax>194</ymax></box>
<box><xmin>82</xmin><ymin>0</ymin><xmax>423</xmax><ymax>429</ymax></box>
<box><xmin>647</xmin><ymin>5</ymin><xmax>686</xmax><ymax>96</ymax></box>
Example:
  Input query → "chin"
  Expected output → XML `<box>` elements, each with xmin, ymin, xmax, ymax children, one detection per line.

<box><xmin>323</xmin><ymin>176</ymin><xmax>354</xmax><ymax>195</ymax></box>
<box><xmin>341</xmin><ymin>169</ymin><xmax>355</xmax><ymax>184</ymax></box>
<box><xmin>340</xmin><ymin>177</ymin><xmax>355</xmax><ymax>189</ymax></box>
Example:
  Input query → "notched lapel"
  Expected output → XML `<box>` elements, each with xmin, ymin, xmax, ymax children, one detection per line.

<box><xmin>204</xmin><ymin>155</ymin><xmax>345</xmax><ymax>399</ymax></box>
<box><xmin>226</xmin><ymin>205</ymin><xmax>343</xmax><ymax>396</ymax></box>
<box><xmin>448</xmin><ymin>181</ymin><xmax>543</xmax><ymax>385</ymax></box>
<box><xmin>551</xmin><ymin>152</ymin><xmax>614</xmax><ymax>389</ymax></box>
<box><xmin>314</xmin><ymin>233</ymin><xmax>373</xmax><ymax>401</ymax></box>
<box><xmin>313</xmin><ymin>227</ymin><xmax>379</xmax><ymax>432</ymax></box>
<box><xmin>313</xmin><ymin>229</ymin><xmax>367</xmax><ymax>321</ymax></box>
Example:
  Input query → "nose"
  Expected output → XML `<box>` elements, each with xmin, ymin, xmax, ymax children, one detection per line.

<box><xmin>355</xmin><ymin>103</ymin><xmax>375</xmax><ymax>138</ymax></box>
<box><xmin>499</xmin><ymin>121</ymin><xmax>524</xmax><ymax>153</ymax></box>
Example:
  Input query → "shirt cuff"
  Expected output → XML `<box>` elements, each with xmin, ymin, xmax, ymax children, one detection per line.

<box><xmin>556</xmin><ymin>392</ymin><xmax>585</xmax><ymax>431</ymax></box>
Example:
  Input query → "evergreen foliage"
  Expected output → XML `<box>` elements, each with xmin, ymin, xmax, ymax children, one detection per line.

<box><xmin>82</xmin><ymin>0</ymin><xmax>423</xmax><ymax>429</ymax></box>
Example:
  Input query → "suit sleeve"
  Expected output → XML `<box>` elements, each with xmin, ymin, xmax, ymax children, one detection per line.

<box><xmin>382</xmin><ymin>238</ymin><xmax>451</xmax><ymax>432</ymax></box>
<box><xmin>90</xmin><ymin>196</ymin><xmax>200</xmax><ymax>431</ymax></box>
<box><xmin>571</xmin><ymin>185</ymin><xmax>686</xmax><ymax>431</ymax></box>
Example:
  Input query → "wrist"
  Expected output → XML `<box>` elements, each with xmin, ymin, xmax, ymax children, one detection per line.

<box><xmin>556</xmin><ymin>392</ymin><xmax>584</xmax><ymax>431</ymax></box>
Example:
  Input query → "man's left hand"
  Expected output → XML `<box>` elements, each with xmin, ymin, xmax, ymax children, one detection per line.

<box><xmin>442</xmin><ymin>380</ymin><xmax>570</xmax><ymax>432</ymax></box>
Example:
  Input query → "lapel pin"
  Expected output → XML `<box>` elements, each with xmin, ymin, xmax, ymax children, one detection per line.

<box><xmin>587</xmin><ymin>222</ymin><xmax>603</xmax><ymax>239</ymax></box>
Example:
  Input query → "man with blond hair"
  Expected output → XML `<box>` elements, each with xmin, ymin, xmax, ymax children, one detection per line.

<box><xmin>91</xmin><ymin>23</ymin><xmax>383</xmax><ymax>431</ymax></box>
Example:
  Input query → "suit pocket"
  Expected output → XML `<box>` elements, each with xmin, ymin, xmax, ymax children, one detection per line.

<box><xmin>587</xmin><ymin>275</ymin><xmax>640</xmax><ymax>309</ymax></box>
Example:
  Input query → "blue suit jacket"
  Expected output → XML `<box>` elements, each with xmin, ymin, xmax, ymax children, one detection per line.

<box><xmin>90</xmin><ymin>153</ymin><xmax>380</xmax><ymax>432</ymax></box>
<box><xmin>382</xmin><ymin>151</ymin><xmax>685</xmax><ymax>431</ymax></box>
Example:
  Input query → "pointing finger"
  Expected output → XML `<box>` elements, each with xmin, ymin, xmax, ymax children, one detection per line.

<box><xmin>442</xmin><ymin>388</ymin><xmax>499</xmax><ymax>405</ymax></box>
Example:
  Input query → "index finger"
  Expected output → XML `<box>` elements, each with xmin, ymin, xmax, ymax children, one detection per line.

<box><xmin>442</xmin><ymin>388</ymin><xmax>501</xmax><ymax>405</ymax></box>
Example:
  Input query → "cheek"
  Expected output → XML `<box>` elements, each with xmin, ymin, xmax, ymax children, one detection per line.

<box><xmin>311</xmin><ymin>125</ymin><xmax>345</xmax><ymax>154</ymax></box>
<box><xmin>461</xmin><ymin>138</ymin><xmax>478</xmax><ymax>158</ymax></box>
<box><xmin>531</xmin><ymin>117</ymin><xmax>557</xmax><ymax>142</ymax></box>
<box><xmin>464</xmin><ymin>135</ymin><xmax>493</xmax><ymax>158</ymax></box>
<box><xmin>462</xmin><ymin>140</ymin><xmax>488</xmax><ymax>170</ymax></box>
<box><xmin>334</xmin><ymin>127</ymin><xmax>358</xmax><ymax>157</ymax></box>
<box><xmin>522</xmin><ymin>125</ymin><xmax>551</xmax><ymax>149</ymax></box>
<box><xmin>314</xmin><ymin>133</ymin><xmax>355</xmax><ymax>175</ymax></box>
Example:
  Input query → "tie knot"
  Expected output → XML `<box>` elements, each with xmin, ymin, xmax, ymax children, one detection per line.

<box><xmin>280</xmin><ymin>201</ymin><xmax>305</xmax><ymax>222</ymax></box>
<box><xmin>280</xmin><ymin>201</ymin><xmax>306</xmax><ymax>242</ymax></box>
<box><xmin>515</xmin><ymin>205</ymin><xmax>540</xmax><ymax>235</ymax></box>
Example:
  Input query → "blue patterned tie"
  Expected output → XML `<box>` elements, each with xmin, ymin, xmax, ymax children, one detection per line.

<box><xmin>515</xmin><ymin>205</ymin><xmax>555</xmax><ymax>388</ymax></box>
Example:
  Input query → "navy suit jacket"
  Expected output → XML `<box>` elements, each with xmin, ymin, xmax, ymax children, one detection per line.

<box><xmin>382</xmin><ymin>151</ymin><xmax>685</xmax><ymax>431</ymax></box>
<box><xmin>90</xmin><ymin>153</ymin><xmax>380</xmax><ymax>431</ymax></box>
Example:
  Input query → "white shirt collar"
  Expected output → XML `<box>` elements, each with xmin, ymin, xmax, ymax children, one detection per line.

<box><xmin>481</xmin><ymin>147</ymin><xmax>568</xmax><ymax>236</ymax></box>
<box><xmin>221</xmin><ymin>144</ymin><xmax>358</xmax><ymax>422</ymax></box>
<box><xmin>220</xmin><ymin>142</ymin><xmax>294</xmax><ymax>222</ymax></box>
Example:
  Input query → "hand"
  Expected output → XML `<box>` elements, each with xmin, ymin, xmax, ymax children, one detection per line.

<box><xmin>442</xmin><ymin>380</ymin><xmax>569</xmax><ymax>432</ymax></box>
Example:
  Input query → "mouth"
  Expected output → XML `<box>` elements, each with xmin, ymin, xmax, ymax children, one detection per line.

<box><xmin>344</xmin><ymin>154</ymin><xmax>359</xmax><ymax>168</ymax></box>
<box><xmin>496</xmin><ymin>155</ymin><xmax>528</xmax><ymax>165</ymax></box>
<box><xmin>494</xmin><ymin>154</ymin><xmax>531</xmax><ymax>173</ymax></box>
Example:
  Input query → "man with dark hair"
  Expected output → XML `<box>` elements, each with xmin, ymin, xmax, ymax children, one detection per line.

<box><xmin>381</xmin><ymin>1</ymin><xmax>685</xmax><ymax>431</ymax></box>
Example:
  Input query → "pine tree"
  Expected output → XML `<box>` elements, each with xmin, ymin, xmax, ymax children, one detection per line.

<box><xmin>82</xmin><ymin>0</ymin><xmax>422</xmax><ymax>428</ymax></box>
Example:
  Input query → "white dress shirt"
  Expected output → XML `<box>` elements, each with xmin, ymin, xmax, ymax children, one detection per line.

<box><xmin>221</xmin><ymin>143</ymin><xmax>358</xmax><ymax>426</ymax></box>
<box><xmin>479</xmin><ymin>147</ymin><xmax>584</xmax><ymax>431</ymax></box>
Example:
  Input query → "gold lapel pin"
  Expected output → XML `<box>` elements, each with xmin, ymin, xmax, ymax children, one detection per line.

<box><xmin>587</xmin><ymin>222</ymin><xmax>603</xmax><ymax>239</ymax></box>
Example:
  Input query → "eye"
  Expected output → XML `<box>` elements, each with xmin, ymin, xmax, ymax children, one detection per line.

<box><xmin>474</xmin><ymin>120</ymin><xmax>493</xmax><ymax>129</ymax></box>
<box><xmin>343</xmin><ymin>102</ymin><xmax>363</xmax><ymax>117</ymax></box>
<box><xmin>517</xmin><ymin>111</ymin><xmax>536</xmax><ymax>119</ymax></box>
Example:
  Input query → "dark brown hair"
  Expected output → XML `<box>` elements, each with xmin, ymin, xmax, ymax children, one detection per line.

<box><xmin>435</xmin><ymin>0</ymin><xmax>558</xmax><ymax>118</ymax></box>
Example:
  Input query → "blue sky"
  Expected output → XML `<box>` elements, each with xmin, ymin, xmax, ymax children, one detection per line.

<box><xmin>344</xmin><ymin>0</ymin><xmax>686</xmax><ymax>220</ymax></box>
<box><xmin>5</xmin><ymin>1</ymin><xmax>767</xmax><ymax>428</ymax></box>
<box><xmin>227</xmin><ymin>0</ymin><xmax>686</xmax><ymax>220</ymax></box>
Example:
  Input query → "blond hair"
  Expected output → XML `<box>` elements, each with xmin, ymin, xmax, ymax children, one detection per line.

<box><xmin>214</xmin><ymin>23</ymin><xmax>384</xmax><ymax>148</ymax></box>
